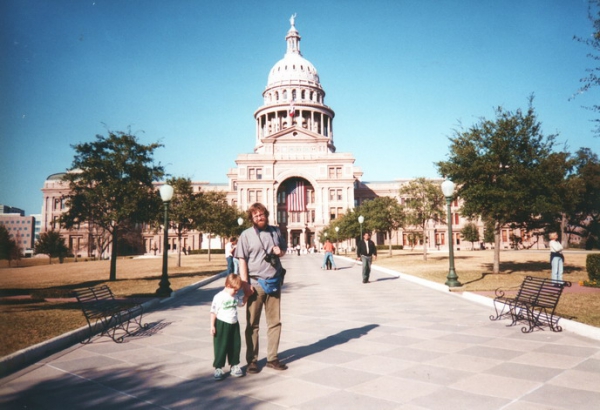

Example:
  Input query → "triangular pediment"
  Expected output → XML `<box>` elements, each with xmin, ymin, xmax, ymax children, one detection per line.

<box><xmin>262</xmin><ymin>126</ymin><xmax>328</xmax><ymax>143</ymax></box>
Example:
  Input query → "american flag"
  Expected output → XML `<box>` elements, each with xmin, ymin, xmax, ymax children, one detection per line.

<box><xmin>287</xmin><ymin>180</ymin><xmax>305</xmax><ymax>212</ymax></box>
<box><xmin>289</xmin><ymin>100</ymin><xmax>295</xmax><ymax>117</ymax></box>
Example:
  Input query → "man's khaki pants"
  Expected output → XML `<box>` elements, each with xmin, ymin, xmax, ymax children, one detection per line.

<box><xmin>245</xmin><ymin>284</ymin><xmax>282</xmax><ymax>364</ymax></box>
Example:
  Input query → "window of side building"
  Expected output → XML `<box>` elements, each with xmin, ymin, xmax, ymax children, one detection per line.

<box><xmin>328</xmin><ymin>166</ymin><xmax>342</xmax><ymax>179</ymax></box>
<box><xmin>248</xmin><ymin>168</ymin><xmax>263</xmax><ymax>180</ymax></box>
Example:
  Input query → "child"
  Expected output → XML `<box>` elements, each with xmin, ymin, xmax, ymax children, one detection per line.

<box><xmin>210</xmin><ymin>274</ymin><xmax>246</xmax><ymax>380</ymax></box>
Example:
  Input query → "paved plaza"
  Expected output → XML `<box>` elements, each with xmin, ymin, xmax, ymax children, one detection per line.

<box><xmin>1</xmin><ymin>253</ymin><xmax>600</xmax><ymax>409</ymax></box>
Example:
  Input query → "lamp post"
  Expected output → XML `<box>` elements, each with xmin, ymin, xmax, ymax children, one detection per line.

<box><xmin>335</xmin><ymin>226</ymin><xmax>339</xmax><ymax>255</ymax></box>
<box><xmin>441</xmin><ymin>179</ymin><xmax>461</xmax><ymax>287</ymax></box>
<box><xmin>157</xmin><ymin>184</ymin><xmax>174</xmax><ymax>297</ymax></box>
<box><xmin>237</xmin><ymin>216</ymin><xmax>244</xmax><ymax>233</ymax></box>
<box><xmin>358</xmin><ymin>215</ymin><xmax>364</xmax><ymax>237</ymax></box>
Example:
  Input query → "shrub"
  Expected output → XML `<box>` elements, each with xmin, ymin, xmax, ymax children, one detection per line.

<box><xmin>189</xmin><ymin>249</ymin><xmax>225</xmax><ymax>255</ymax></box>
<box><xmin>376</xmin><ymin>245</ymin><xmax>404</xmax><ymax>250</ymax></box>
<box><xmin>587</xmin><ymin>254</ymin><xmax>600</xmax><ymax>282</ymax></box>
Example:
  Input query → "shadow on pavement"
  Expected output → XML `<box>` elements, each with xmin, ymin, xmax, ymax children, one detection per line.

<box><xmin>278</xmin><ymin>324</ymin><xmax>379</xmax><ymax>364</ymax></box>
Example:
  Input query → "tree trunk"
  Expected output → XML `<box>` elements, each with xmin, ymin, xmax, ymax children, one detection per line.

<box><xmin>109</xmin><ymin>227</ymin><xmax>118</xmax><ymax>281</ymax></box>
<box><xmin>422</xmin><ymin>224</ymin><xmax>428</xmax><ymax>261</ymax></box>
<box><xmin>207</xmin><ymin>233</ymin><xmax>212</xmax><ymax>262</ymax></box>
<box><xmin>493</xmin><ymin>223</ymin><xmax>501</xmax><ymax>274</ymax></box>
<box><xmin>388</xmin><ymin>230</ymin><xmax>393</xmax><ymax>256</ymax></box>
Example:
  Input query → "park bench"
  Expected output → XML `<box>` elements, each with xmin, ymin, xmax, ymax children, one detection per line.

<box><xmin>74</xmin><ymin>285</ymin><xmax>147</xmax><ymax>343</ymax></box>
<box><xmin>489</xmin><ymin>276</ymin><xmax>571</xmax><ymax>333</ymax></box>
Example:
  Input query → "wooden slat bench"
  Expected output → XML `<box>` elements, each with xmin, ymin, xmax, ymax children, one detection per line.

<box><xmin>74</xmin><ymin>285</ymin><xmax>147</xmax><ymax>343</ymax></box>
<box><xmin>489</xmin><ymin>276</ymin><xmax>571</xmax><ymax>333</ymax></box>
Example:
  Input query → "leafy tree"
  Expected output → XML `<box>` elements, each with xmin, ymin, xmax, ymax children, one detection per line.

<box><xmin>437</xmin><ymin>98</ymin><xmax>564</xmax><ymax>273</ymax></box>
<box><xmin>195</xmin><ymin>190</ymin><xmax>239</xmax><ymax>261</ymax></box>
<box><xmin>483</xmin><ymin>219</ymin><xmax>495</xmax><ymax>246</ymax></box>
<box><xmin>358</xmin><ymin>196</ymin><xmax>405</xmax><ymax>256</ymax></box>
<box><xmin>35</xmin><ymin>230</ymin><xmax>68</xmax><ymax>264</ymax></box>
<box><xmin>509</xmin><ymin>233</ymin><xmax>523</xmax><ymax>250</ymax></box>
<box><xmin>566</xmin><ymin>148</ymin><xmax>600</xmax><ymax>248</ymax></box>
<box><xmin>333</xmin><ymin>207</ymin><xmax>362</xmax><ymax>242</ymax></box>
<box><xmin>404</xmin><ymin>231</ymin><xmax>423</xmax><ymax>251</ymax></box>
<box><xmin>399</xmin><ymin>178</ymin><xmax>445</xmax><ymax>260</ymax></box>
<box><xmin>461</xmin><ymin>222</ymin><xmax>480</xmax><ymax>251</ymax></box>
<box><xmin>573</xmin><ymin>0</ymin><xmax>600</xmax><ymax>135</ymax></box>
<box><xmin>323</xmin><ymin>207</ymin><xmax>364</xmax><ymax>252</ymax></box>
<box><xmin>535</xmin><ymin>148</ymin><xmax>599</xmax><ymax>249</ymax></box>
<box><xmin>0</xmin><ymin>225</ymin><xmax>20</xmax><ymax>266</ymax></box>
<box><xmin>220</xmin><ymin>209</ymin><xmax>248</xmax><ymax>240</ymax></box>
<box><xmin>61</xmin><ymin>131</ymin><xmax>164</xmax><ymax>281</ymax></box>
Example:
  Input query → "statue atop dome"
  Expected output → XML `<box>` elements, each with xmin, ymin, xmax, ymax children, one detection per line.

<box><xmin>290</xmin><ymin>13</ymin><xmax>296</xmax><ymax>27</ymax></box>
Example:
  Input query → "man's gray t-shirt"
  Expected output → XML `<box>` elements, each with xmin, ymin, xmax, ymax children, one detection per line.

<box><xmin>235</xmin><ymin>226</ymin><xmax>287</xmax><ymax>281</ymax></box>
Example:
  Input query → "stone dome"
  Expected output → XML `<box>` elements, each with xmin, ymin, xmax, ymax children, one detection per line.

<box><xmin>267</xmin><ymin>53</ymin><xmax>320</xmax><ymax>88</ymax></box>
<box><xmin>266</xmin><ymin>17</ymin><xmax>321</xmax><ymax>89</ymax></box>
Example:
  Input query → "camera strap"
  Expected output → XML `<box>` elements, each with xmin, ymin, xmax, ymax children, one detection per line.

<box><xmin>254</xmin><ymin>226</ymin><xmax>282</xmax><ymax>274</ymax></box>
<box><xmin>254</xmin><ymin>226</ymin><xmax>272</xmax><ymax>258</ymax></box>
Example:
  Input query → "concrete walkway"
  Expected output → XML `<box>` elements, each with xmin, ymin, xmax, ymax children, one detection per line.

<box><xmin>1</xmin><ymin>253</ymin><xmax>599</xmax><ymax>409</ymax></box>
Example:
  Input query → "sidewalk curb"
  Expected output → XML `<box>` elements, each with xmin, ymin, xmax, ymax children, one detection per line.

<box><xmin>366</xmin><ymin>261</ymin><xmax>600</xmax><ymax>342</ymax></box>
<box><xmin>0</xmin><ymin>271</ymin><xmax>227</xmax><ymax>380</ymax></box>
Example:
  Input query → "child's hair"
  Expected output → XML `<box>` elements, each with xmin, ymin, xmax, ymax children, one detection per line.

<box><xmin>225</xmin><ymin>273</ymin><xmax>242</xmax><ymax>290</ymax></box>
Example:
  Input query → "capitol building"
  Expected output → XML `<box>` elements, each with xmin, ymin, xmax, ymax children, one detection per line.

<box><xmin>41</xmin><ymin>17</ymin><xmax>486</xmax><ymax>257</ymax></box>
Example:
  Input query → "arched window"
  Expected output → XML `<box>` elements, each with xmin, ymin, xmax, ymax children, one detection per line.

<box><xmin>282</xmin><ymin>90</ymin><xmax>287</xmax><ymax>100</ymax></box>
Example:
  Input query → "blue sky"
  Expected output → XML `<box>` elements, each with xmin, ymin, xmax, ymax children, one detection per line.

<box><xmin>1</xmin><ymin>0</ymin><xmax>598</xmax><ymax>215</ymax></box>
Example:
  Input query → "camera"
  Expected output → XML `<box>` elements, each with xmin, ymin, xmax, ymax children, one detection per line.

<box><xmin>264</xmin><ymin>253</ymin><xmax>277</xmax><ymax>266</ymax></box>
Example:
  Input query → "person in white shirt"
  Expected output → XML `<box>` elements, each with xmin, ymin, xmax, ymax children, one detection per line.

<box><xmin>549</xmin><ymin>232</ymin><xmax>564</xmax><ymax>283</ymax></box>
<box><xmin>225</xmin><ymin>237</ymin><xmax>237</xmax><ymax>274</ymax></box>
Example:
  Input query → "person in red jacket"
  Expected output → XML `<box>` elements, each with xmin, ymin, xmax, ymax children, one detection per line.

<box><xmin>321</xmin><ymin>239</ymin><xmax>337</xmax><ymax>270</ymax></box>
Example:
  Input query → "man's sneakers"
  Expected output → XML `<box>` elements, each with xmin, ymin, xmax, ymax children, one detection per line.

<box><xmin>213</xmin><ymin>368</ymin><xmax>224</xmax><ymax>381</ymax></box>
<box><xmin>230</xmin><ymin>364</ymin><xmax>244</xmax><ymax>377</ymax></box>
<box><xmin>266</xmin><ymin>359</ymin><xmax>288</xmax><ymax>371</ymax></box>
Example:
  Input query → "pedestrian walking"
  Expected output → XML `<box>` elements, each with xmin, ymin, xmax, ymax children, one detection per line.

<box><xmin>356</xmin><ymin>232</ymin><xmax>377</xmax><ymax>283</ymax></box>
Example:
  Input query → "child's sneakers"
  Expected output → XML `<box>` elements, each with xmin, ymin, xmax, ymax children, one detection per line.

<box><xmin>213</xmin><ymin>368</ymin><xmax>224</xmax><ymax>381</ymax></box>
<box><xmin>230</xmin><ymin>364</ymin><xmax>244</xmax><ymax>377</ymax></box>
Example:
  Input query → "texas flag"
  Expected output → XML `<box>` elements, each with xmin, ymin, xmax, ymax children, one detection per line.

<box><xmin>289</xmin><ymin>99</ymin><xmax>295</xmax><ymax>117</ymax></box>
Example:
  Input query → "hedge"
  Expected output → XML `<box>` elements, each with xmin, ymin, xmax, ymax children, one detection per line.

<box><xmin>587</xmin><ymin>254</ymin><xmax>600</xmax><ymax>282</ymax></box>
<box><xmin>189</xmin><ymin>249</ymin><xmax>225</xmax><ymax>255</ymax></box>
